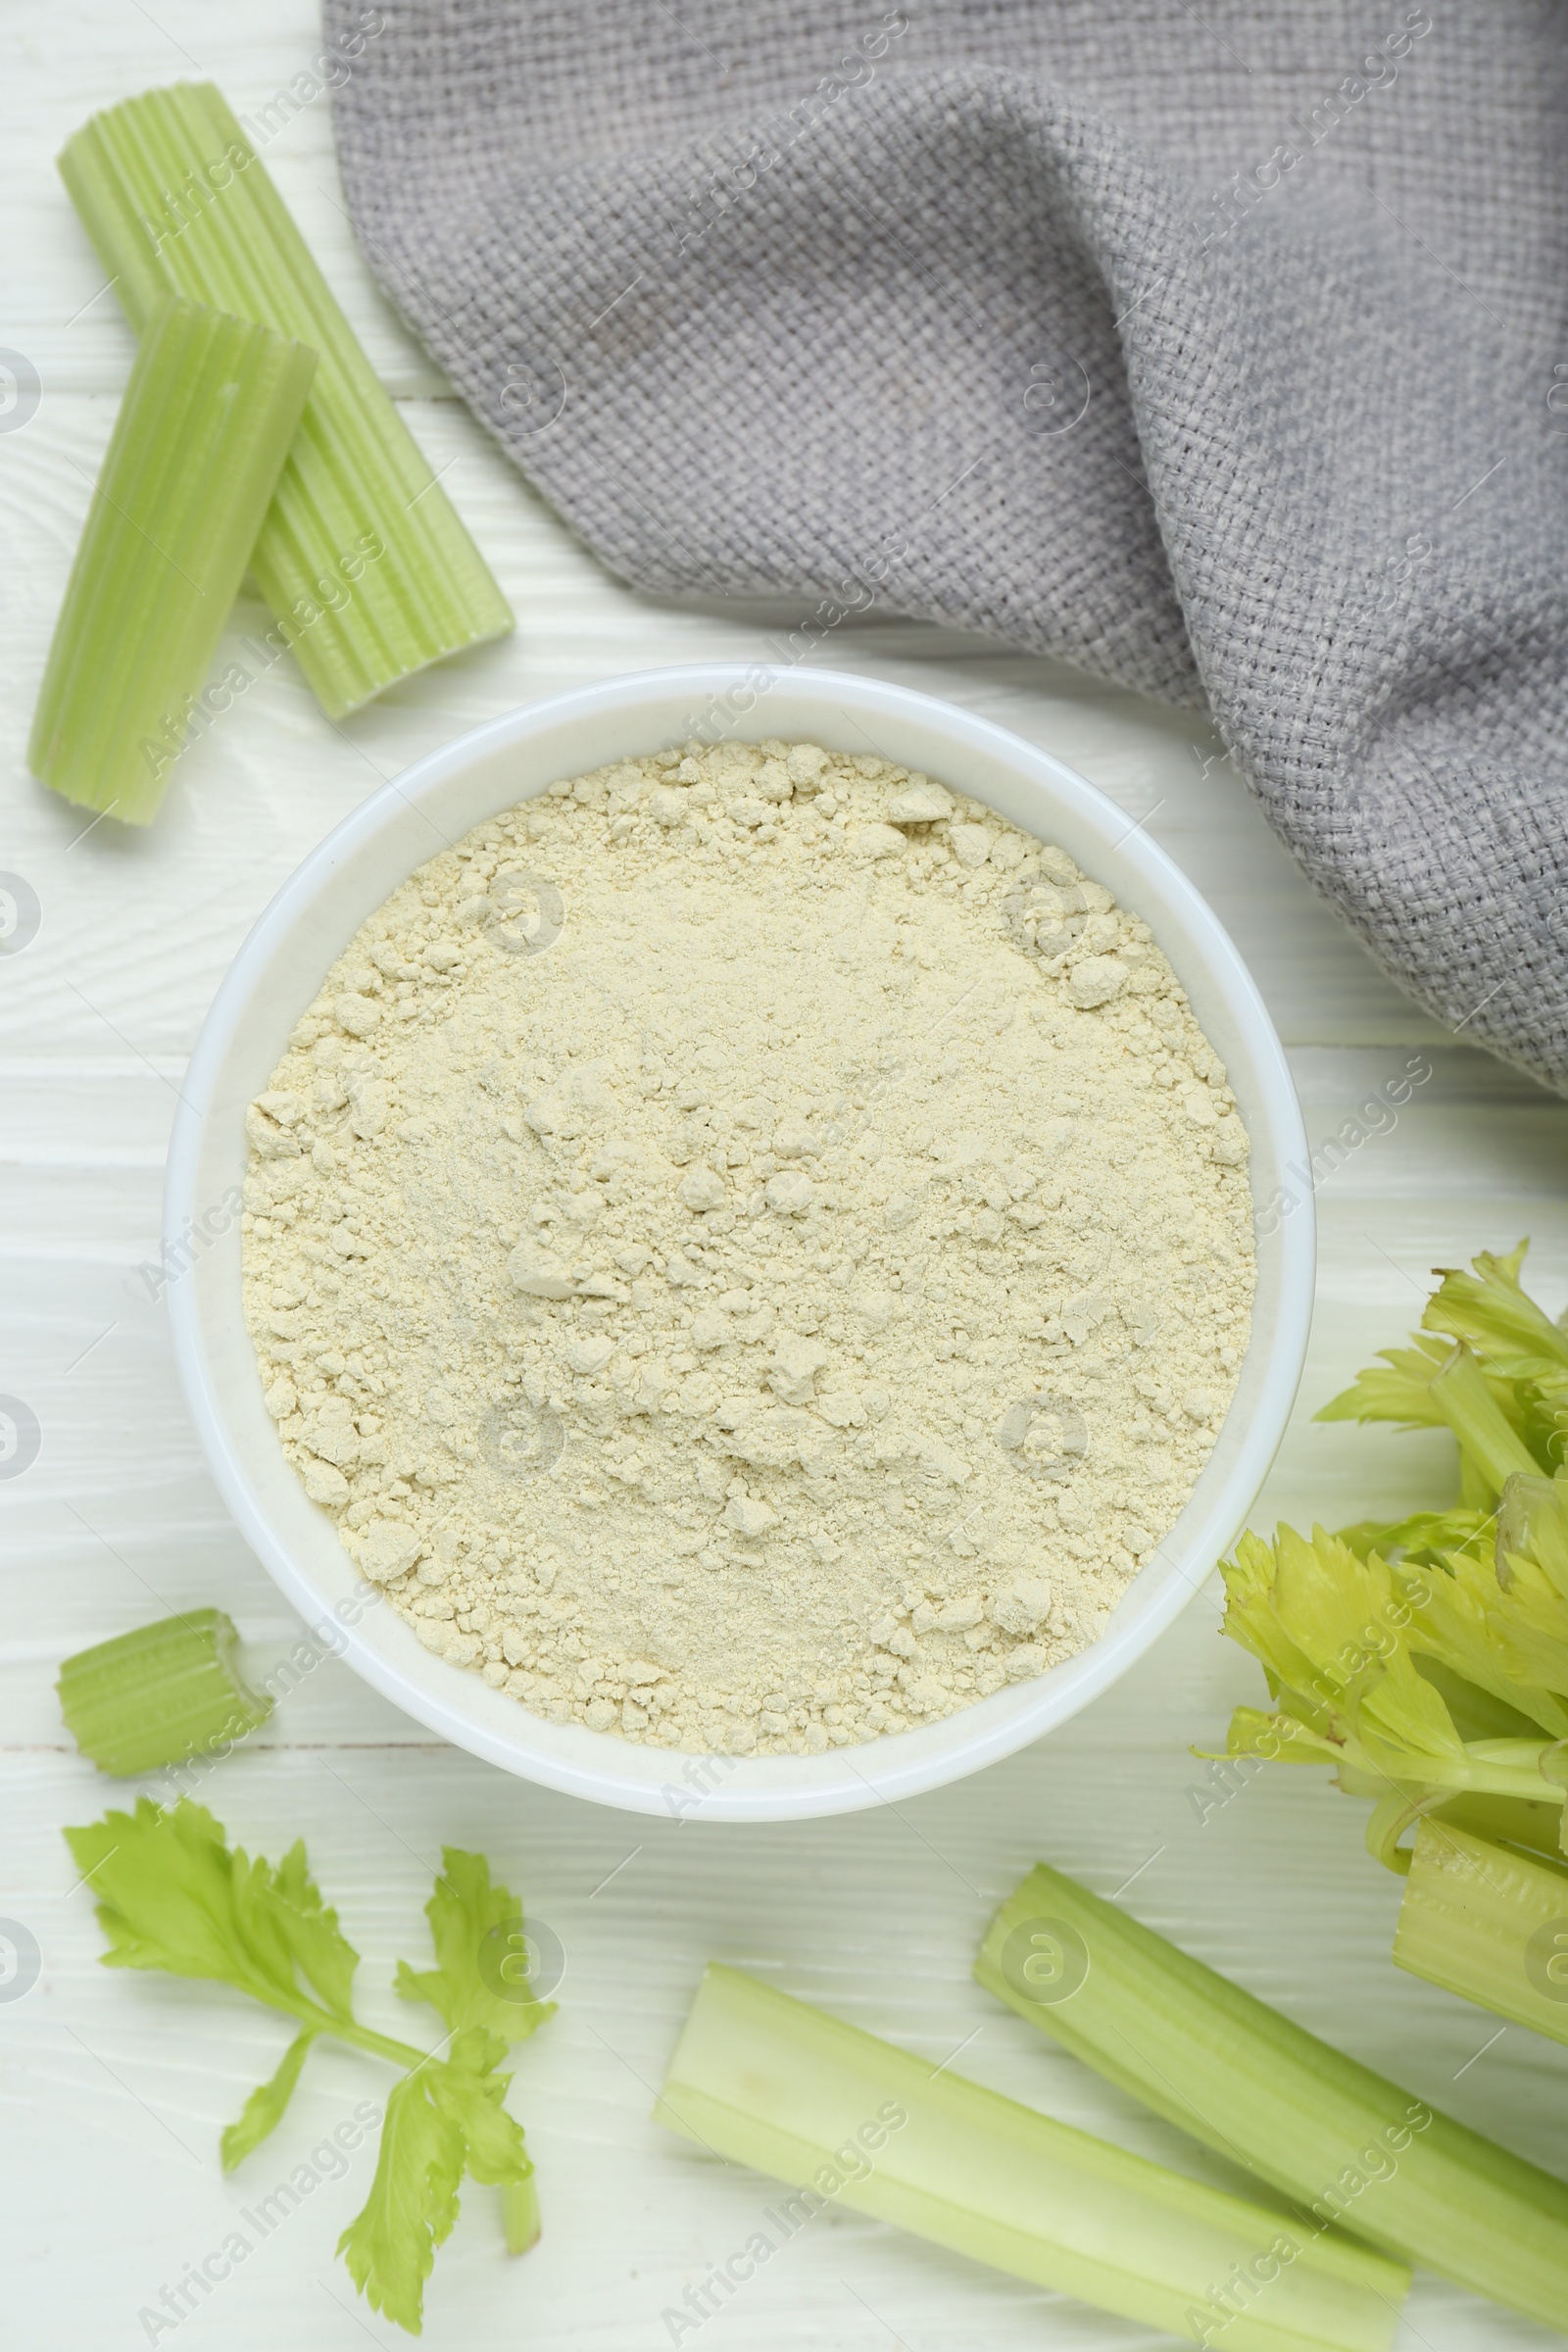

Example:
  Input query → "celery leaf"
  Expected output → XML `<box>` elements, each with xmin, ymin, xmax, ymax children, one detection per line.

<box><xmin>1424</xmin><ymin>1242</ymin><xmax>1568</xmax><ymax>1369</ymax></box>
<box><xmin>245</xmin><ymin>1837</ymin><xmax>361</xmax><ymax>2021</ymax></box>
<box><xmin>395</xmin><ymin>1846</ymin><xmax>555</xmax><ymax>2043</ymax></box>
<box><xmin>1335</xmin><ymin>1507</ymin><xmax>1491</xmax><ymax>1566</ymax></box>
<box><xmin>338</xmin><ymin>2061</ymin><xmax>466</xmax><ymax>2333</ymax></box>
<box><xmin>64</xmin><ymin>1798</ymin><xmax>360</xmax><ymax>2024</ymax></box>
<box><xmin>337</xmin><ymin>2029</ymin><xmax>532</xmax><ymax>2332</ymax></box>
<box><xmin>220</xmin><ymin>2028</ymin><xmax>318</xmax><ymax>2171</ymax></box>
<box><xmin>64</xmin><ymin>1804</ymin><xmax>553</xmax><ymax>2337</ymax></box>
<box><xmin>429</xmin><ymin>2029</ymin><xmax>534</xmax><ymax>2189</ymax></box>
<box><xmin>1315</xmin><ymin>1338</ymin><xmax>1450</xmax><ymax>1427</ymax></box>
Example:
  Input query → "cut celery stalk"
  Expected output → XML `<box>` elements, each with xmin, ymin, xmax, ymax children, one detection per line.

<box><xmin>501</xmin><ymin>2177</ymin><xmax>541</xmax><ymax>2255</ymax></box>
<box><xmin>656</xmin><ymin>1965</ymin><xmax>1405</xmax><ymax>2352</ymax></box>
<box><xmin>60</xmin><ymin>82</ymin><xmax>514</xmax><ymax>719</ymax></box>
<box><xmin>976</xmin><ymin>1864</ymin><xmax>1568</xmax><ymax>2330</ymax></box>
<box><xmin>58</xmin><ymin>1608</ymin><xmax>272</xmax><ymax>1774</ymax></box>
<box><xmin>28</xmin><ymin>294</ymin><xmax>315</xmax><ymax>822</ymax></box>
<box><xmin>1395</xmin><ymin>1818</ymin><xmax>1568</xmax><ymax>2047</ymax></box>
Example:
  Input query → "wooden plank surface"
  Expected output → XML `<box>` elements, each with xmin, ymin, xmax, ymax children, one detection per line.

<box><xmin>3</xmin><ymin>9</ymin><xmax>1567</xmax><ymax>2349</ymax></box>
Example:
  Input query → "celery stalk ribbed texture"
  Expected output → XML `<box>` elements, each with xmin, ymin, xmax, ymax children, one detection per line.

<box><xmin>976</xmin><ymin>1863</ymin><xmax>1568</xmax><ymax>2332</ymax></box>
<box><xmin>28</xmin><ymin>294</ymin><xmax>315</xmax><ymax>821</ymax></box>
<box><xmin>58</xmin><ymin>1608</ymin><xmax>272</xmax><ymax>1774</ymax></box>
<box><xmin>1395</xmin><ymin>1819</ymin><xmax>1568</xmax><ymax>2049</ymax></box>
<box><xmin>656</xmin><ymin>1964</ymin><xmax>1405</xmax><ymax>2352</ymax></box>
<box><xmin>59</xmin><ymin>82</ymin><xmax>514</xmax><ymax>718</ymax></box>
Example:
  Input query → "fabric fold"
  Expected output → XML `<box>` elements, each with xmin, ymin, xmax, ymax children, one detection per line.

<box><xmin>326</xmin><ymin>1</ymin><xmax>1568</xmax><ymax>1091</ymax></box>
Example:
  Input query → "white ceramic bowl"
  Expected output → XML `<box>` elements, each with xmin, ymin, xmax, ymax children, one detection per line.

<box><xmin>166</xmin><ymin>663</ymin><xmax>1313</xmax><ymax>1822</ymax></box>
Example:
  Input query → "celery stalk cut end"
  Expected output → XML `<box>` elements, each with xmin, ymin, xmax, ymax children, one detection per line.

<box><xmin>501</xmin><ymin>2175</ymin><xmax>540</xmax><ymax>2255</ymax></box>
<box><xmin>58</xmin><ymin>1607</ymin><xmax>272</xmax><ymax>1775</ymax></box>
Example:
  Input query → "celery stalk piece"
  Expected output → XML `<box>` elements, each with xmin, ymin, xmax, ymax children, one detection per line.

<box><xmin>59</xmin><ymin>82</ymin><xmax>514</xmax><ymax>719</ymax></box>
<box><xmin>501</xmin><ymin>2177</ymin><xmax>541</xmax><ymax>2255</ymax></box>
<box><xmin>27</xmin><ymin>294</ymin><xmax>315</xmax><ymax>823</ymax></box>
<box><xmin>58</xmin><ymin>1608</ymin><xmax>272</xmax><ymax>1774</ymax></box>
<box><xmin>656</xmin><ymin>1964</ymin><xmax>1406</xmax><ymax>2352</ymax></box>
<box><xmin>977</xmin><ymin>1864</ymin><xmax>1568</xmax><ymax>2331</ymax></box>
<box><xmin>1395</xmin><ymin>1819</ymin><xmax>1568</xmax><ymax>2047</ymax></box>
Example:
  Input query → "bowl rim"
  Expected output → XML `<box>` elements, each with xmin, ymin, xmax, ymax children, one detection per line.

<box><xmin>165</xmin><ymin>662</ymin><xmax>1313</xmax><ymax>1821</ymax></box>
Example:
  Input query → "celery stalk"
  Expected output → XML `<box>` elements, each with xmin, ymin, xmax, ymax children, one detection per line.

<box><xmin>1427</xmin><ymin>1788</ymin><xmax>1568</xmax><ymax>1866</ymax></box>
<box><xmin>1395</xmin><ymin>1819</ymin><xmax>1568</xmax><ymax>2047</ymax></box>
<box><xmin>1427</xmin><ymin>1347</ymin><xmax>1541</xmax><ymax>1494</ymax></box>
<box><xmin>28</xmin><ymin>294</ymin><xmax>315</xmax><ymax>822</ymax></box>
<box><xmin>58</xmin><ymin>1608</ymin><xmax>272</xmax><ymax>1774</ymax></box>
<box><xmin>59</xmin><ymin>82</ymin><xmax>514</xmax><ymax>719</ymax></box>
<box><xmin>976</xmin><ymin>1864</ymin><xmax>1568</xmax><ymax>2330</ymax></box>
<box><xmin>656</xmin><ymin>1965</ymin><xmax>1406</xmax><ymax>2352</ymax></box>
<box><xmin>1498</xmin><ymin>1471</ymin><xmax>1568</xmax><ymax>1599</ymax></box>
<box><xmin>501</xmin><ymin>2177</ymin><xmax>541</xmax><ymax>2255</ymax></box>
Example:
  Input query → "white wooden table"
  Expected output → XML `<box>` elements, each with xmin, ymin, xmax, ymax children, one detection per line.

<box><xmin>5</xmin><ymin>10</ymin><xmax>1567</xmax><ymax>2348</ymax></box>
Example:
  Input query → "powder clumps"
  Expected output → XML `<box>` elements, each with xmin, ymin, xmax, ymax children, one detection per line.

<box><xmin>242</xmin><ymin>738</ymin><xmax>1253</xmax><ymax>1755</ymax></box>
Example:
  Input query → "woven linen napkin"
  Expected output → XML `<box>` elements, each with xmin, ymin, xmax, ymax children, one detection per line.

<box><xmin>325</xmin><ymin>1</ymin><xmax>1568</xmax><ymax>1092</ymax></box>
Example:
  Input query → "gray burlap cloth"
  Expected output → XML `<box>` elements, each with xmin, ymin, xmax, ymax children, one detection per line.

<box><xmin>325</xmin><ymin>2</ymin><xmax>1568</xmax><ymax>1092</ymax></box>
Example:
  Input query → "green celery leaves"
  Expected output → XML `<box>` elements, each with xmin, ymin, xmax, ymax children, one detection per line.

<box><xmin>64</xmin><ymin>1801</ymin><xmax>551</xmax><ymax>2333</ymax></box>
<box><xmin>336</xmin><ymin>2025</ymin><xmax>538</xmax><ymax>2334</ymax></box>
<box><xmin>1217</xmin><ymin>1244</ymin><xmax>1568</xmax><ymax>1866</ymax></box>
<box><xmin>64</xmin><ymin>1798</ymin><xmax>360</xmax><ymax>2019</ymax></box>
<box><xmin>395</xmin><ymin>1845</ymin><xmax>558</xmax><ymax>2042</ymax></box>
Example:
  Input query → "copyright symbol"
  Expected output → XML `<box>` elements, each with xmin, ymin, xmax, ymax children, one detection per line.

<box><xmin>997</xmin><ymin>1917</ymin><xmax>1090</xmax><ymax>2005</ymax></box>
<box><xmin>477</xmin><ymin>1916</ymin><xmax>565</xmax><ymax>2002</ymax></box>
<box><xmin>0</xmin><ymin>351</ymin><xmax>41</xmax><ymax>435</ymax></box>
